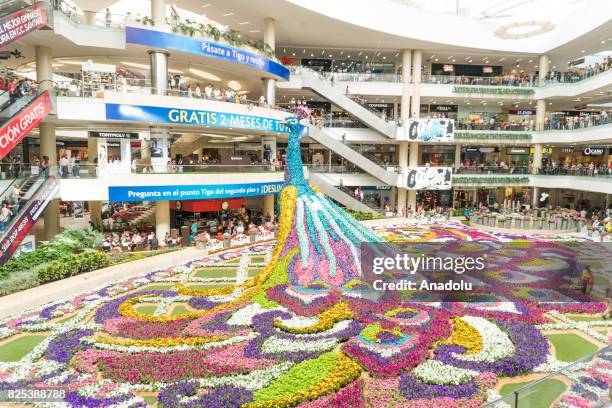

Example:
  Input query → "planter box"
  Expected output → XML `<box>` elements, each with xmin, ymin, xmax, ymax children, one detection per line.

<box><xmin>555</xmin><ymin>219</ymin><xmax>563</xmax><ymax>229</ymax></box>
<box><xmin>505</xmin><ymin>220</ymin><xmax>511</xmax><ymax>228</ymax></box>
<box><xmin>196</xmin><ymin>241</ymin><xmax>207</xmax><ymax>250</ymax></box>
<box><xmin>561</xmin><ymin>219</ymin><xmax>568</xmax><ymax>229</ymax></box>
<box><xmin>523</xmin><ymin>219</ymin><xmax>530</xmax><ymax>229</ymax></box>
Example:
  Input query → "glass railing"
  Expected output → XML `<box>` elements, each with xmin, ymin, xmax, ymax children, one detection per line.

<box><xmin>0</xmin><ymin>167</ymin><xmax>49</xmax><ymax>233</ymax></box>
<box><xmin>56</xmin><ymin>163</ymin><xmax>285</xmax><ymax>179</ymax></box>
<box><xmin>455</xmin><ymin>166</ymin><xmax>530</xmax><ymax>175</ymax></box>
<box><xmin>537</xmin><ymin>167</ymin><xmax>612</xmax><ymax>178</ymax></box>
<box><xmin>483</xmin><ymin>346</ymin><xmax>610</xmax><ymax>408</ymax></box>
<box><xmin>456</xmin><ymin>117</ymin><xmax>611</xmax><ymax>132</ymax></box>
<box><xmin>0</xmin><ymin>92</ymin><xmax>38</xmax><ymax>126</ymax></box>
<box><xmin>423</xmin><ymin>74</ymin><xmax>536</xmax><ymax>87</ymax></box>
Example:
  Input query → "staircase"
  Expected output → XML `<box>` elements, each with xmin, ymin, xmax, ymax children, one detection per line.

<box><xmin>281</xmin><ymin>68</ymin><xmax>396</xmax><ymax>138</ymax></box>
<box><xmin>0</xmin><ymin>169</ymin><xmax>58</xmax><ymax>264</ymax></box>
<box><xmin>306</xmin><ymin>125</ymin><xmax>399</xmax><ymax>186</ymax></box>
<box><xmin>309</xmin><ymin>173</ymin><xmax>380</xmax><ymax>214</ymax></box>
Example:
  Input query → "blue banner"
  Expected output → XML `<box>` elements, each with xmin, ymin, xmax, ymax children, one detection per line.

<box><xmin>108</xmin><ymin>182</ymin><xmax>284</xmax><ymax>202</ymax></box>
<box><xmin>126</xmin><ymin>27</ymin><xmax>290</xmax><ymax>80</ymax></box>
<box><xmin>106</xmin><ymin>103</ymin><xmax>291</xmax><ymax>133</ymax></box>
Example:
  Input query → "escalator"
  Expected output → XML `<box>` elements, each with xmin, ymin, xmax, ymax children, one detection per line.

<box><xmin>0</xmin><ymin>167</ymin><xmax>57</xmax><ymax>264</ymax></box>
<box><xmin>279</xmin><ymin>67</ymin><xmax>396</xmax><ymax>138</ymax></box>
<box><xmin>306</xmin><ymin>124</ymin><xmax>399</xmax><ymax>185</ymax></box>
<box><xmin>308</xmin><ymin>172</ymin><xmax>380</xmax><ymax>214</ymax></box>
<box><xmin>0</xmin><ymin>90</ymin><xmax>53</xmax><ymax>160</ymax></box>
<box><xmin>0</xmin><ymin>1</ymin><xmax>51</xmax><ymax>49</ymax></box>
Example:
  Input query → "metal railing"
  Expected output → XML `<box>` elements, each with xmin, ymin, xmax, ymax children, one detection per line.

<box><xmin>537</xmin><ymin>167</ymin><xmax>612</xmax><ymax>178</ymax></box>
<box><xmin>423</xmin><ymin>74</ymin><xmax>536</xmax><ymax>87</ymax></box>
<box><xmin>455</xmin><ymin>166</ymin><xmax>530</xmax><ymax>175</ymax></box>
<box><xmin>483</xmin><ymin>346</ymin><xmax>610</xmax><ymax>408</ymax></box>
<box><xmin>456</xmin><ymin>118</ymin><xmax>611</xmax><ymax>132</ymax></box>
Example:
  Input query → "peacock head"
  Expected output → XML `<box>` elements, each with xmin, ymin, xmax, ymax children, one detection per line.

<box><xmin>283</xmin><ymin>116</ymin><xmax>302</xmax><ymax>134</ymax></box>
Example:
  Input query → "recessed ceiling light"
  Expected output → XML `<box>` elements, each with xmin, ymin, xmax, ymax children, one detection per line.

<box><xmin>222</xmin><ymin>12</ymin><xmax>234</xmax><ymax>16</ymax></box>
<box><xmin>382</xmin><ymin>56</ymin><xmax>386</xmax><ymax>60</ymax></box>
<box><xmin>248</xmin><ymin>30</ymin><xmax>260</xmax><ymax>33</ymax></box>
<box><xmin>227</xmin><ymin>80</ymin><xmax>241</xmax><ymax>91</ymax></box>
<box><xmin>329</xmin><ymin>54</ymin><xmax>332</xmax><ymax>57</ymax></box>
<box><xmin>581</xmin><ymin>50</ymin><xmax>586</xmax><ymax>53</ymax></box>
<box><xmin>202</xmin><ymin>4</ymin><xmax>211</xmax><ymax>8</ymax></box>
<box><xmin>310</xmin><ymin>53</ymin><xmax>314</xmax><ymax>57</ymax></box>
<box><xmin>602</xmin><ymin>40</ymin><xmax>606</xmax><ymax>44</ymax></box>
<box><xmin>434</xmin><ymin>58</ymin><xmax>439</xmax><ymax>62</ymax></box>
<box><xmin>499</xmin><ymin>57</ymin><xmax>505</xmax><ymax>61</ymax></box>
<box><xmin>238</xmin><ymin>21</ymin><xmax>250</xmax><ymax>25</ymax></box>
<box><xmin>292</xmin><ymin>53</ymin><xmax>295</xmax><ymax>56</ymax></box>
<box><xmin>528</xmin><ymin>59</ymin><xmax>533</xmax><ymax>63</ymax></box>
<box><xmin>188</xmin><ymin>67</ymin><xmax>220</xmax><ymax>81</ymax></box>
<box><xmin>347</xmin><ymin>55</ymin><xmax>351</xmax><ymax>58</ymax></box>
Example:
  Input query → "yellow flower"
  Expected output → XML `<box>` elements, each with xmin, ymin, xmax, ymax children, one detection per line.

<box><xmin>274</xmin><ymin>302</ymin><xmax>353</xmax><ymax>334</ymax></box>
<box><xmin>443</xmin><ymin>317</ymin><xmax>483</xmax><ymax>354</ymax></box>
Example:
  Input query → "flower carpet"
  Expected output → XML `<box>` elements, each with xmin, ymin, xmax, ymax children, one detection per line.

<box><xmin>0</xmin><ymin>222</ymin><xmax>610</xmax><ymax>407</ymax></box>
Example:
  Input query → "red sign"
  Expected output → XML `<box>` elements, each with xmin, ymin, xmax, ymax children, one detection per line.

<box><xmin>170</xmin><ymin>198</ymin><xmax>245</xmax><ymax>212</ymax></box>
<box><xmin>0</xmin><ymin>2</ymin><xmax>49</xmax><ymax>48</ymax></box>
<box><xmin>0</xmin><ymin>91</ymin><xmax>53</xmax><ymax>161</ymax></box>
<box><xmin>0</xmin><ymin>176</ymin><xmax>57</xmax><ymax>264</ymax></box>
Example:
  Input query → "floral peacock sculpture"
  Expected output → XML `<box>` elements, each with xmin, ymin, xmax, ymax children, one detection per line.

<box><xmin>276</xmin><ymin>113</ymin><xmax>387</xmax><ymax>287</ymax></box>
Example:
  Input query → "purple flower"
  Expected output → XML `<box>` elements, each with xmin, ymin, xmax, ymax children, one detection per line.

<box><xmin>45</xmin><ymin>329</ymin><xmax>93</xmax><ymax>363</ymax></box>
<box><xmin>94</xmin><ymin>290</ymin><xmax>176</xmax><ymax>324</ymax></box>
<box><xmin>157</xmin><ymin>381</ymin><xmax>252</xmax><ymax>408</ymax></box>
<box><xmin>399</xmin><ymin>372</ymin><xmax>479</xmax><ymax>400</ymax></box>
<box><xmin>187</xmin><ymin>297</ymin><xmax>220</xmax><ymax>310</ymax></box>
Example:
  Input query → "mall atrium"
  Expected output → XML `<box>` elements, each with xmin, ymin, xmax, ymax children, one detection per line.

<box><xmin>0</xmin><ymin>0</ymin><xmax>610</xmax><ymax>407</ymax></box>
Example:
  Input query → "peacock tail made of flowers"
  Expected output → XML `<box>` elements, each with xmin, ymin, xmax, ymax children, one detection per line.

<box><xmin>278</xmin><ymin>116</ymin><xmax>386</xmax><ymax>287</ymax></box>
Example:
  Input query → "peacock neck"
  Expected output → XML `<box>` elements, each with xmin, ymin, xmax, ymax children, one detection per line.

<box><xmin>287</xmin><ymin>126</ymin><xmax>307</xmax><ymax>186</ymax></box>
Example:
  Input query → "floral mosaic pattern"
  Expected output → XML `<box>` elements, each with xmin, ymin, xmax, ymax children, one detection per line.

<box><xmin>0</xmin><ymin>117</ymin><xmax>609</xmax><ymax>407</ymax></box>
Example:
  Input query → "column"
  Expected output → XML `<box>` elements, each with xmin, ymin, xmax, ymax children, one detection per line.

<box><xmin>532</xmin><ymin>187</ymin><xmax>540</xmax><ymax>209</ymax></box>
<box><xmin>262</xmin><ymin>17</ymin><xmax>276</xmax><ymax>107</ymax></box>
<box><xmin>151</xmin><ymin>0</ymin><xmax>166</xmax><ymax>29</ymax></box>
<box><xmin>535</xmin><ymin>99</ymin><xmax>546</xmax><ymax>131</ymax></box>
<box><xmin>90</xmin><ymin>201</ymin><xmax>103</xmax><ymax>231</ymax></box>
<box><xmin>148</xmin><ymin>50</ymin><xmax>169</xmax><ymax>96</ymax></box>
<box><xmin>86</xmin><ymin>137</ymin><xmax>100</xmax><ymax>229</ymax></box>
<box><xmin>396</xmin><ymin>142</ymin><xmax>409</xmax><ymax>215</ymax></box>
<box><xmin>532</xmin><ymin>143</ymin><xmax>543</xmax><ymax>174</ymax></box>
<box><xmin>407</xmin><ymin>143</ymin><xmax>419</xmax><ymax>211</ymax></box>
<box><xmin>155</xmin><ymin>200</ymin><xmax>170</xmax><ymax>240</ymax></box>
<box><xmin>409</xmin><ymin>50</ymin><xmax>422</xmax><ymax>118</ymax></box>
<box><xmin>83</xmin><ymin>11</ymin><xmax>96</xmax><ymax>25</ymax></box>
<box><xmin>263</xmin><ymin>194</ymin><xmax>275</xmax><ymax>220</ymax></box>
<box><xmin>538</xmin><ymin>54</ymin><xmax>550</xmax><ymax>85</ymax></box>
<box><xmin>261</xmin><ymin>136</ymin><xmax>276</xmax><ymax>163</ymax></box>
<box><xmin>454</xmin><ymin>144</ymin><xmax>462</xmax><ymax>170</ymax></box>
<box><xmin>400</xmin><ymin>49</ymin><xmax>412</xmax><ymax>123</ymax></box>
<box><xmin>36</xmin><ymin>46</ymin><xmax>60</xmax><ymax>240</ymax></box>
<box><xmin>150</xmin><ymin>128</ymin><xmax>169</xmax><ymax>172</ymax></box>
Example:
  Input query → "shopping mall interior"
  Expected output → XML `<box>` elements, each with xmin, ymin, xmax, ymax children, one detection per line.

<box><xmin>0</xmin><ymin>0</ymin><xmax>610</xmax><ymax>406</ymax></box>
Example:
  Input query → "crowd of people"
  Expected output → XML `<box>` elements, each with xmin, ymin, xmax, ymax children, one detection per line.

<box><xmin>0</xmin><ymin>76</ymin><xmax>38</xmax><ymax>104</ymax></box>
<box><xmin>0</xmin><ymin>183</ymin><xmax>25</xmax><ymax>231</ymax></box>
<box><xmin>101</xmin><ymin>230</ymin><xmax>160</xmax><ymax>252</ymax></box>
<box><xmin>456</xmin><ymin>161</ymin><xmax>530</xmax><ymax>174</ymax></box>
<box><xmin>538</xmin><ymin>161</ymin><xmax>612</xmax><ymax>177</ymax></box>
<box><xmin>545</xmin><ymin>110</ymin><xmax>610</xmax><ymax>130</ymax></box>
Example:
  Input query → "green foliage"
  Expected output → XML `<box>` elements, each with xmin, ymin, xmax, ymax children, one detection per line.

<box><xmin>453</xmin><ymin>86</ymin><xmax>534</xmax><ymax>95</ymax></box>
<box><xmin>347</xmin><ymin>210</ymin><xmax>384</xmax><ymax>221</ymax></box>
<box><xmin>455</xmin><ymin>131</ymin><xmax>532</xmax><ymax>141</ymax></box>
<box><xmin>452</xmin><ymin>176</ymin><xmax>530</xmax><ymax>186</ymax></box>
<box><xmin>37</xmin><ymin>251</ymin><xmax>109</xmax><ymax>284</ymax></box>
<box><xmin>0</xmin><ymin>226</ymin><xmax>103</xmax><ymax>280</ymax></box>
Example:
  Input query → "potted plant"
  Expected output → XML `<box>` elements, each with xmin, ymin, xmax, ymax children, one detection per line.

<box><xmin>555</xmin><ymin>214</ymin><xmax>563</xmax><ymax>230</ymax></box>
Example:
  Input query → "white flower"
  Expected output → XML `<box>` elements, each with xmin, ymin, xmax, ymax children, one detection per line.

<box><xmin>261</xmin><ymin>336</ymin><xmax>338</xmax><ymax>353</ymax></box>
<box><xmin>454</xmin><ymin>316</ymin><xmax>514</xmax><ymax>362</ymax></box>
<box><xmin>413</xmin><ymin>360</ymin><xmax>479</xmax><ymax>385</ymax></box>
<box><xmin>227</xmin><ymin>304</ymin><xmax>286</xmax><ymax>326</ymax></box>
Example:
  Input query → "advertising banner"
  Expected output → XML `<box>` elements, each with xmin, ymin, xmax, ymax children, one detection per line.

<box><xmin>403</xmin><ymin>167</ymin><xmax>452</xmax><ymax>190</ymax></box>
<box><xmin>105</xmin><ymin>103</ymin><xmax>291</xmax><ymax>134</ymax></box>
<box><xmin>399</xmin><ymin>118</ymin><xmax>454</xmax><ymax>142</ymax></box>
<box><xmin>125</xmin><ymin>27</ymin><xmax>290</xmax><ymax>80</ymax></box>
<box><xmin>0</xmin><ymin>176</ymin><xmax>58</xmax><ymax>264</ymax></box>
<box><xmin>0</xmin><ymin>2</ymin><xmax>49</xmax><ymax>49</ymax></box>
<box><xmin>108</xmin><ymin>181</ymin><xmax>285</xmax><ymax>202</ymax></box>
<box><xmin>0</xmin><ymin>91</ymin><xmax>53</xmax><ymax>161</ymax></box>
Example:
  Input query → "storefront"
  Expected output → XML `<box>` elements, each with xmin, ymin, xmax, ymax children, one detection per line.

<box><xmin>422</xmin><ymin>104</ymin><xmax>458</xmax><ymax>120</ymax></box>
<box><xmin>366</xmin><ymin>103</ymin><xmax>394</xmax><ymax>120</ymax></box>
<box><xmin>505</xmin><ymin>147</ymin><xmax>531</xmax><ymax>168</ymax></box>
<box><xmin>555</xmin><ymin>146</ymin><xmax>607</xmax><ymax>165</ymax></box>
<box><xmin>506</xmin><ymin>109</ymin><xmax>535</xmax><ymax>130</ymax></box>
<box><xmin>421</xmin><ymin>145</ymin><xmax>455</xmax><ymax>167</ymax></box>
<box><xmin>462</xmin><ymin>146</ymin><xmax>499</xmax><ymax>167</ymax></box>
<box><xmin>417</xmin><ymin>190</ymin><xmax>452</xmax><ymax>209</ymax></box>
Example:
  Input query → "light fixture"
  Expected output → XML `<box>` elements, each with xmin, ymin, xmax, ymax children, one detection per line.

<box><xmin>434</xmin><ymin>58</ymin><xmax>439</xmax><ymax>62</ymax></box>
<box><xmin>238</xmin><ymin>21</ymin><xmax>250</xmax><ymax>25</ymax></box>
<box><xmin>249</xmin><ymin>30</ymin><xmax>260</xmax><ymax>33</ymax></box>
<box><xmin>310</xmin><ymin>53</ymin><xmax>314</xmax><ymax>57</ymax></box>
<box><xmin>188</xmin><ymin>67</ymin><xmax>221</xmax><ymax>81</ymax></box>
<box><xmin>528</xmin><ymin>59</ymin><xmax>533</xmax><ymax>63</ymax></box>
<box><xmin>581</xmin><ymin>50</ymin><xmax>586</xmax><ymax>53</ymax></box>
<box><xmin>222</xmin><ymin>12</ymin><xmax>234</xmax><ymax>16</ymax></box>
<box><xmin>120</xmin><ymin>61</ymin><xmax>150</xmax><ymax>69</ymax></box>
<box><xmin>227</xmin><ymin>80</ymin><xmax>241</xmax><ymax>91</ymax></box>
<box><xmin>382</xmin><ymin>56</ymin><xmax>387</xmax><ymax>60</ymax></box>
<box><xmin>202</xmin><ymin>4</ymin><xmax>211</xmax><ymax>8</ymax></box>
<box><xmin>292</xmin><ymin>53</ymin><xmax>295</xmax><ymax>56</ymax></box>
<box><xmin>168</xmin><ymin>68</ymin><xmax>183</xmax><ymax>74</ymax></box>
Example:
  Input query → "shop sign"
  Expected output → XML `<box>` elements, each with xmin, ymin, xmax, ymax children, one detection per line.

<box><xmin>126</xmin><ymin>27</ymin><xmax>290</xmax><ymax>80</ymax></box>
<box><xmin>561</xmin><ymin>147</ymin><xmax>574</xmax><ymax>153</ymax></box>
<box><xmin>0</xmin><ymin>91</ymin><xmax>53</xmax><ymax>161</ymax></box>
<box><xmin>0</xmin><ymin>2</ymin><xmax>48</xmax><ymax>48</ymax></box>
<box><xmin>467</xmin><ymin>147</ymin><xmax>498</xmax><ymax>153</ymax></box>
<box><xmin>402</xmin><ymin>167</ymin><xmax>452</xmax><ymax>190</ymax></box>
<box><xmin>89</xmin><ymin>131</ymin><xmax>139</xmax><ymax>139</ymax></box>
<box><xmin>529</xmin><ymin>147</ymin><xmax>553</xmax><ymax>155</ymax></box>
<box><xmin>506</xmin><ymin>147</ymin><xmax>529</xmax><ymax>155</ymax></box>
<box><xmin>106</xmin><ymin>103</ymin><xmax>291</xmax><ymax>134</ymax></box>
<box><xmin>0</xmin><ymin>176</ymin><xmax>57</xmax><ymax>264</ymax></box>
<box><xmin>508</xmin><ymin>110</ymin><xmax>535</xmax><ymax>115</ymax></box>
<box><xmin>582</xmin><ymin>147</ymin><xmax>604</xmax><ymax>156</ymax></box>
<box><xmin>430</xmin><ymin>104</ymin><xmax>458</xmax><ymax>113</ymax></box>
<box><xmin>108</xmin><ymin>181</ymin><xmax>285</xmax><ymax>202</ymax></box>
